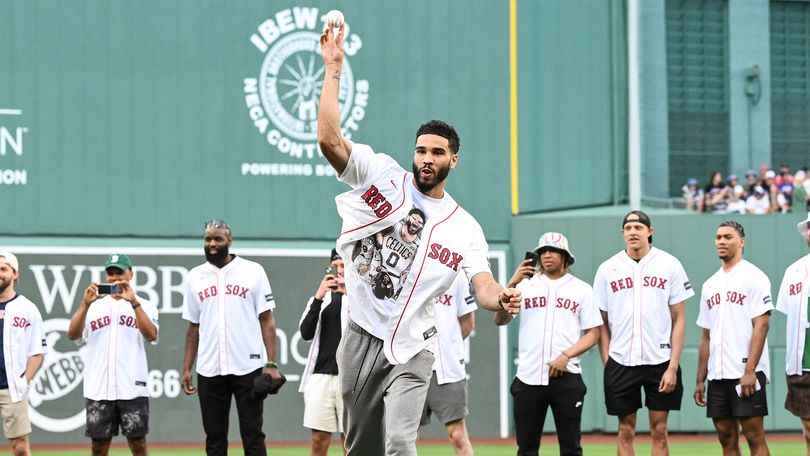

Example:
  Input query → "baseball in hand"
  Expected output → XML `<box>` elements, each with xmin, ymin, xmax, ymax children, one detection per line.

<box><xmin>325</xmin><ymin>10</ymin><xmax>345</xmax><ymax>30</ymax></box>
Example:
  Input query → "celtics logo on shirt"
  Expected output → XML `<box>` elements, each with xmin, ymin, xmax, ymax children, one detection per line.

<box><xmin>351</xmin><ymin>207</ymin><xmax>426</xmax><ymax>300</ymax></box>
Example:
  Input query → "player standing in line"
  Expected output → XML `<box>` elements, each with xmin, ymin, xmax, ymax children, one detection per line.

<box><xmin>180</xmin><ymin>220</ymin><xmax>283</xmax><ymax>456</ymax></box>
<box><xmin>419</xmin><ymin>273</ymin><xmax>477</xmax><ymax>456</ymax></box>
<box><xmin>496</xmin><ymin>233</ymin><xmax>602</xmax><ymax>456</ymax></box>
<box><xmin>318</xmin><ymin>21</ymin><xmax>521</xmax><ymax>456</ymax></box>
<box><xmin>694</xmin><ymin>221</ymin><xmax>772</xmax><ymax>456</ymax></box>
<box><xmin>67</xmin><ymin>254</ymin><xmax>159</xmax><ymax>456</ymax></box>
<box><xmin>0</xmin><ymin>251</ymin><xmax>45</xmax><ymax>456</ymax></box>
<box><xmin>776</xmin><ymin>211</ymin><xmax>810</xmax><ymax>454</ymax></box>
<box><xmin>299</xmin><ymin>249</ymin><xmax>348</xmax><ymax>456</ymax></box>
<box><xmin>594</xmin><ymin>211</ymin><xmax>693</xmax><ymax>456</ymax></box>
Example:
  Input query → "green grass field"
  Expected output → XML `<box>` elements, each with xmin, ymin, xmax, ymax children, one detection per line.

<box><xmin>33</xmin><ymin>441</ymin><xmax>806</xmax><ymax>455</ymax></box>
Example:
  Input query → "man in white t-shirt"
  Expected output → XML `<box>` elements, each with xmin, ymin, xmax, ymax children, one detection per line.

<box><xmin>775</xmin><ymin>211</ymin><xmax>810</xmax><ymax>453</ymax></box>
<box><xmin>318</xmin><ymin>23</ymin><xmax>521</xmax><ymax>455</ymax></box>
<box><xmin>694</xmin><ymin>221</ymin><xmax>772</xmax><ymax>456</ymax></box>
<box><xmin>496</xmin><ymin>233</ymin><xmax>602</xmax><ymax>456</ymax></box>
<box><xmin>594</xmin><ymin>211</ymin><xmax>694</xmax><ymax>455</ymax></box>
<box><xmin>419</xmin><ymin>273</ymin><xmax>476</xmax><ymax>456</ymax></box>
<box><xmin>0</xmin><ymin>251</ymin><xmax>45</xmax><ymax>456</ymax></box>
<box><xmin>67</xmin><ymin>254</ymin><xmax>159</xmax><ymax>456</ymax></box>
<box><xmin>180</xmin><ymin>220</ymin><xmax>283</xmax><ymax>456</ymax></box>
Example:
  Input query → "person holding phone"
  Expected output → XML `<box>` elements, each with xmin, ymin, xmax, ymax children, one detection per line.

<box><xmin>298</xmin><ymin>249</ymin><xmax>348</xmax><ymax>456</ymax></box>
<box><xmin>67</xmin><ymin>254</ymin><xmax>159</xmax><ymax>456</ymax></box>
<box><xmin>694</xmin><ymin>221</ymin><xmax>772</xmax><ymax>455</ymax></box>
<box><xmin>495</xmin><ymin>233</ymin><xmax>602</xmax><ymax>456</ymax></box>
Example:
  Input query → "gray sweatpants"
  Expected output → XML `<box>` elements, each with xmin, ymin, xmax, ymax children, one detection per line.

<box><xmin>339</xmin><ymin>320</ymin><xmax>434</xmax><ymax>456</ymax></box>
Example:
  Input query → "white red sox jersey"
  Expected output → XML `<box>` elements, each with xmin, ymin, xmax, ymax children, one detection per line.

<box><xmin>697</xmin><ymin>259</ymin><xmax>773</xmax><ymax>381</ymax></box>
<box><xmin>80</xmin><ymin>296</ymin><xmax>159</xmax><ymax>400</ymax></box>
<box><xmin>593</xmin><ymin>247</ymin><xmax>694</xmax><ymax>366</ymax></box>
<box><xmin>515</xmin><ymin>273</ymin><xmax>602</xmax><ymax>386</ymax></box>
<box><xmin>1</xmin><ymin>294</ymin><xmax>46</xmax><ymax>403</ymax></box>
<box><xmin>775</xmin><ymin>254</ymin><xmax>809</xmax><ymax>375</ymax></box>
<box><xmin>335</xmin><ymin>142</ymin><xmax>491</xmax><ymax>365</ymax></box>
<box><xmin>432</xmin><ymin>273</ymin><xmax>477</xmax><ymax>384</ymax></box>
<box><xmin>182</xmin><ymin>256</ymin><xmax>275</xmax><ymax>377</ymax></box>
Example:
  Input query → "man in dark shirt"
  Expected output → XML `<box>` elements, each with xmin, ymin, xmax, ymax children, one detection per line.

<box><xmin>298</xmin><ymin>249</ymin><xmax>347</xmax><ymax>456</ymax></box>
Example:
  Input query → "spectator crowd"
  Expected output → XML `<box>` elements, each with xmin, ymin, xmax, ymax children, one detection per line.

<box><xmin>683</xmin><ymin>162</ymin><xmax>810</xmax><ymax>214</ymax></box>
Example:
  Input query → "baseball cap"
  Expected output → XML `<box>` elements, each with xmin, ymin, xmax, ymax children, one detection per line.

<box><xmin>330</xmin><ymin>249</ymin><xmax>341</xmax><ymax>262</ymax></box>
<box><xmin>534</xmin><ymin>232</ymin><xmax>576</xmax><ymax>266</ymax></box>
<box><xmin>765</xmin><ymin>170</ymin><xmax>776</xmax><ymax>179</ymax></box>
<box><xmin>0</xmin><ymin>251</ymin><xmax>19</xmax><ymax>272</ymax></box>
<box><xmin>105</xmin><ymin>253</ymin><xmax>133</xmax><ymax>271</ymax></box>
<box><xmin>754</xmin><ymin>185</ymin><xmax>766</xmax><ymax>195</ymax></box>
<box><xmin>622</xmin><ymin>210</ymin><xmax>653</xmax><ymax>243</ymax></box>
<box><xmin>727</xmin><ymin>174</ymin><xmax>738</xmax><ymax>181</ymax></box>
<box><xmin>745</xmin><ymin>170</ymin><xmax>756</xmax><ymax>177</ymax></box>
<box><xmin>687</xmin><ymin>178</ymin><xmax>698</xmax><ymax>185</ymax></box>
<box><xmin>798</xmin><ymin>211</ymin><xmax>810</xmax><ymax>238</ymax></box>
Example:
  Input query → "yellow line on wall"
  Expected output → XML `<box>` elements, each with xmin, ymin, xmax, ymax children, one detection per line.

<box><xmin>509</xmin><ymin>0</ymin><xmax>519</xmax><ymax>215</ymax></box>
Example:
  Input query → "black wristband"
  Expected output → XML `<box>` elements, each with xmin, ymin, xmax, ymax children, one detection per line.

<box><xmin>131</xmin><ymin>302</ymin><xmax>141</xmax><ymax>310</ymax></box>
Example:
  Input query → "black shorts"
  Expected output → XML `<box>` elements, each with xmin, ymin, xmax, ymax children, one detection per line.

<box><xmin>603</xmin><ymin>357</ymin><xmax>683</xmax><ymax>416</ymax></box>
<box><xmin>85</xmin><ymin>397</ymin><xmax>149</xmax><ymax>440</ymax></box>
<box><xmin>707</xmin><ymin>371</ymin><xmax>768</xmax><ymax>419</ymax></box>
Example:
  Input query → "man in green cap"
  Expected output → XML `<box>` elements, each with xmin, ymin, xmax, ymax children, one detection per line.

<box><xmin>68</xmin><ymin>254</ymin><xmax>159</xmax><ymax>456</ymax></box>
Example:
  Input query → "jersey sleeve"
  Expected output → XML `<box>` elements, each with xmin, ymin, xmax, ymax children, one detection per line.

<box><xmin>144</xmin><ymin>299</ymin><xmax>160</xmax><ymax>345</ymax></box>
<box><xmin>255</xmin><ymin>265</ymin><xmax>276</xmax><ymax>316</ymax></box>
<box><xmin>27</xmin><ymin>305</ymin><xmax>46</xmax><ymax>356</ymax></box>
<box><xmin>461</xmin><ymin>221</ymin><xmax>491</xmax><ymax>281</ymax></box>
<box><xmin>181</xmin><ymin>275</ymin><xmax>200</xmax><ymax>324</ymax></box>
<box><xmin>668</xmin><ymin>258</ymin><xmax>695</xmax><ymax>304</ymax></box>
<box><xmin>746</xmin><ymin>270</ymin><xmax>774</xmax><ymax>319</ymax></box>
<box><xmin>455</xmin><ymin>277</ymin><xmax>477</xmax><ymax>317</ymax></box>
<box><xmin>592</xmin><ymin>265</ymin><xmax>609</xmax><ymax>312</ymax></box>
<box><xmin>696</xmin><ymin>285</ymin><xmax>711</xmax><ymax>329</ymax></box>
<box><xmin>337</xmin><ymin>142</ymin><xmax>384</xmax><ymax>189</ymax></box>
<box><xmin>775</xmin><ymin>266</ymin><xmax>793</xmax><ymax>316</ymax></box>
<box><xmin>578</xmin><ymin>287</ymin><xmax>603</xmax><ymax>330</ymax></box>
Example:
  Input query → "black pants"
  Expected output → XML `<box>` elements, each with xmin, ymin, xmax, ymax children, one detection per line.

<box><xmin>511</xmin><ymin>374</ymin><xmax>586</xmax><ymax>456</ymax></box>
<box><xmin>197</xmin><ymin>368</ymin><xmax>265</xmax><ymax>456</ymax></box>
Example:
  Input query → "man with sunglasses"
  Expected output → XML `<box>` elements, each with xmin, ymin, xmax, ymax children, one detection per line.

<box><xmin>181</xmin><ymin>220</ymin><xmax>282</xmax><ymax>456</ymax></box>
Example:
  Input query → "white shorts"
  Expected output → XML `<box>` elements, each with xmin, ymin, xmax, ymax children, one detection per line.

<box><xmin>303</xmin><ymin>373</ymin><xmax>344</xmax><ymax>433</ymax></box>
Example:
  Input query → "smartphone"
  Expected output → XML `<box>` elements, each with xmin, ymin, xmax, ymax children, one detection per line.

<box><xmin>325</xmin><ymin>266</ymin><xmax>335</xmax><ymax>276</ymax></box>
<box><xmin>524</xmin><ymin>251</ymin><xmax>539</xmax><ymax>267</ymax></box>
<box><xmin>734</xmin><ymin>379</ymin><xmax>762</xmax><ymax>397</ymax></box>
<box><xmin>97</xmin><ymin>283</ymin><xmax>121</xmax><ymax>295</ymax></box>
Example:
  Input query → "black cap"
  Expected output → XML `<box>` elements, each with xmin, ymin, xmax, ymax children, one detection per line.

<box><xmin>622</xmin><ymin>210</ymin><xmax>653</xmax><ymax>243</ymax></box>
<box><xmin>330</xmin><ymin>249</ymin><xmax>341</xmax><ymax>262</ymax></box>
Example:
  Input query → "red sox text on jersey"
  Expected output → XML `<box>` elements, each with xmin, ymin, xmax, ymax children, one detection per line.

<box><xmin>427</xmin><ymin>243</ymin><xmax>462</xmax><ymax>271</ymax></box>
<box><xmin>788</xmin><ymin>282</ymin><xmax>803</xmax><ymax>295</ymax></box>
<box><xmin>523</xmin><ymin>296</ymin><xmax>581</xmax><ymax>314</ymax></box>
<box><xmin>361</xmin><ymin>185</ymin><xmax>392</xmax><ymax>217</ymax></box>
<box><xmin>705</xmin><ymin>291</ymin><xmax>748</xmax><ymax>309</ymax></box>
<box><xmin>88</xmin><ymin>315</ymin><xmax>139</xmax><ymax>332</ymax></box>
<box><xmin>196</xmin><ymin>284</ymin><xmax>253</xmax><ymax>301</ymax></box>
<box><xmin>609</xmin><ymin>275</ymin><xmax>669</xmax><ymax>292</ymax></box>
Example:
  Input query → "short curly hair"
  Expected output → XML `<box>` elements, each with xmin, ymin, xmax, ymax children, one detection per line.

<box><xmin>415</xmin><ymin>120</ymin><xmax>460</xmax><ymax>154</ymax></box>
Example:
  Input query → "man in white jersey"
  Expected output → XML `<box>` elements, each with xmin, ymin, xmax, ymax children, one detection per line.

<box><xmin>318</xmin><ymin>22</ymin><xmax>521</xmax><ymax>455</ymax></box>
<box><xmin>777</xmin><ymin>211</ymin><xmax>810</xmax><ymax>453</ymax></box>
<box><xmin>594</xmin><ymin>211</ymin><xmax>693</xmax><ymax>455</ymax></box>
<box><xmin>181</xmin><ymin>220</ymin><xmax>283</xmax><ymax>456</ymax></box>
<box><xmin>0</xmin><ymin>251</ymin><xmax>45</xmax><ymax>456</ymax></box>
<box><xmin>67</xmin><ymin>254</ymin><xmax>159</xmax><ymax>456</ymax></box>
<box><xmin>496</xmin><ymin>233</ymin><xmax>601</xmax><ymax>456</ymax></box>
<box><xmin>419</xmin><ymin>273</ymin><xmax>476</xmax><ymax>456</ymax></box>
<box><xmin>694</xmin><ymin>220</ymin><xmax>772</xmax><ymax>455</ymax></box>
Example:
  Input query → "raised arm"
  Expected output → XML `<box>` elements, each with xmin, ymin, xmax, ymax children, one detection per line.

<box><xmin>318</xmin><ymin>24</ymin><xmax>352</xmax><ymax>175</ymax></box>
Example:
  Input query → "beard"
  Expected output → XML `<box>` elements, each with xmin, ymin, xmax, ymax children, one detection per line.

<box><xmin>205</xmin><ymin>245</ymin><xmax>230</xmax><ymax>265</ymax></box>
<box><xmin>0</xmin><ymin>279</ymin><xmax>10</xmax><ymax>296</ymax></box>
<box><xmin>412</xmin><ymin>161</ymin><xmax>450</xmax><ymax>194</ymax></box>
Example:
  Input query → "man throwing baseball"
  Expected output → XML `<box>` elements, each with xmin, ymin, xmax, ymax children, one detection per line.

<box><xmin>318</xmin><ymin>18</ymin><xmax>521</xmax><ymax>456</ymax></box>
<box><xmin>181</xmin><ymin>220</ymin><xmax>283</xmax><ymax>456</ymax></box>
<box><xmin>67</xmin><ymin>254</ymin><xmax>159</xmax><ymax>456</ymax></box>
<box><xmin>594</xmin><ymin>211</ymin><xmax>693</xmax><ymax>455</ymax></box>
<box><xmin>694</xmin><ymin>221</ymin><xmax>772</xmax><ymax>455</ymax></box>
<box><xmin>776</xmin><ymin>211</ymin><xmax>810</xmax><ymax>453</ymax></box>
